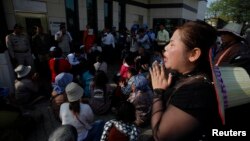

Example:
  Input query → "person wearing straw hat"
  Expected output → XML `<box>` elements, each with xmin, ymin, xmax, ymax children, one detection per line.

<box><xmin>214</xmin><ymin>23</ymin><xmax>249</xmax><ymax>66</ymax></box>
<box><xmin>150</xmin><ymin>21</ymin><xmax>223</xmax><ymax>141</ymax></box>
<box><xmin>59</xmin><ymin>82</ymin><xmax>105</xmax><ymax>141</ymax></box>
<box><xmin>14</xmin><ymin>65</ymin><xmax>40</xmax><ymax>105</ymax></box>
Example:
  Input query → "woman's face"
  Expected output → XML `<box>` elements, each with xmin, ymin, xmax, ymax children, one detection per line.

<box><xmin>127</xmin><ymin>71</ymin><xmax>132</xmax><ymax>79</ymax></box>
<box><xmin>163</xmin><ymin>30</ymin><xmax>192</xmax><ymax>73</ymax></box>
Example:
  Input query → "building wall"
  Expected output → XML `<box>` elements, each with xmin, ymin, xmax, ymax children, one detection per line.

<box><xmin>12</xmin><ymin>0</ymin><xmax>46</xmax><ymax>12</ymax></box>
<box><xmin>97</xmin><ymin>0</ymin><xmax>104</xmax><ymax>31</ymax></box>
<box><xmin>3</xmin><ymin>0</ymin><xmax>206</xmax><ymax>34</ymax></box>
<box><xmin>147</xmin><ymin>0</ymin><xmax>198</xmax><ymax>28</ymax></box>
<box><xmin>150</xmin><ymin>0</ymin><xmax>184</xmax><ymax>4</ymax></box>
<box><xmin>134</xmin><ymin>0</ymin><xmax>149</xmax><ymax>4</ymax></box>
<box><xmin>182</xmin><ymin>8</ymin><xmax>197</xmax><ymax>21</ymax></box>
<box><xmin>126</xmin><ymin>4</ymin><xmax>148</xmax><ymax>30</ymax></box>
<box><xmin>149</xmin><ymin>8</ymin><xmax>183</xmax><ymax>28</ymax></box>
<box><xmin>78</xmin><ymin>0</ymin><xmax>87</xmax><ymax>30</ymax></box>
<box><xmin>4</xmin><ymin>0</ymin><xmax>49</xmax><ymax>34</ymax></box>
<box><xmin>4</xmin><ymin>0</ymin><xmax>47</xmax><ymax>29</ymax></box>
<box><xmin>2</xmin><ymin>0</ymin><xmax>15</xmax><ymax>30</ymax></box>
<box><xmin>113</xmin><ymin>1</ymin><xmax>119</xmax><ymax>29</ymax></box>
<box><xmin>47</xmin><ymin>0</ymin><xmax>66</xmax><ymax>35</ymax></box>
<box><xmin>183</xmin><ymin>0</ymin><xmax>198</xmax><ymax>9</ymax></box>
<box><xmin>197</xmin><ymin>0</ymin><xmax>207</xmax><ymax>20</ymax></box>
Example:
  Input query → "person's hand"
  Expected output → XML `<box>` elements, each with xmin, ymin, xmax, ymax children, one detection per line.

<box><xmin>149</xmin><ymin>61</ymin><xmax>172</xmax><ymax>90</ymax></box>
<box><xmin>119</xmin><ymin>81</ymin><xmax>125</xmax><ymax>87</ymax></box>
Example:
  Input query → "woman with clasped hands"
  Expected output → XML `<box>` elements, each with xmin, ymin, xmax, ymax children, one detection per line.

<box><xmin>149</xmin><ymin>21</ymin><xmax>223</xmax><ymax>141</ymax></box>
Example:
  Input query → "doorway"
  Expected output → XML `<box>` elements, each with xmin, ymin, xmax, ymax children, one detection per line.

<box><xmin>25</xmin><ymin>18</ymin><xmax>42</xmax><ymax>37</ymax></box>
<box><xmin>15</xmin><ymin>12</ymin><xmax>48</xmax><ymax>36</ymax></box>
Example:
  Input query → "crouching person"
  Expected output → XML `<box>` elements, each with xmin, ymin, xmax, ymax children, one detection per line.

<box><xmin>60</xmin><ymin>82</ymin><xmax>105</xmax><ymax>141</ymax></box>
<box><xmin>14</xmin><ymin>65</ymin><xmax>41</xmax><ymax>106</ymax></box>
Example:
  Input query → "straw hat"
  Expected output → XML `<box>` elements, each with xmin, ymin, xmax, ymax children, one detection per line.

<box><xmin>218</xmin><ymin>23</ymin><xmax>243</xmax><ymax>38</ymax></box>
<box><xmin>65</xmin><ymin>82</ymin><xmax>83</xmax><ymax>102</ymax></box>
<box><xmin>14</xmin><ymin>65</ymin><xmax>31</xmax><ymax>78</ymax></box>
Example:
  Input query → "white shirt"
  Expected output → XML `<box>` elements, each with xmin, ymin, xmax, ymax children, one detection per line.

<box><xmin>101</xmin><ymin>33</ymin><xmax>115</xmax><ymax>48</ymax></box>
<box><xmin>157</xmin><ymin>29</ymin><xmax>169</xmax><ymax>45</ymax></box>
<box><xmin>60</xmin><ymin>103</ymin><xmax>94</xmax><ymax>141</ymax></box>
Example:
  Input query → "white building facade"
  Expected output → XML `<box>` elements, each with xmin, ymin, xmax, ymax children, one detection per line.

<box><xmin>2</xmin><ymin>0</ymin><xmax>207</xmax><ymax>41</ymax></box>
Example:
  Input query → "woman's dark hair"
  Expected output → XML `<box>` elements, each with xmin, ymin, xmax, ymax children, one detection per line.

<box><xmin>96</xmin><ymin>55</ymin><xmax>103</xmax><ymax>63</ymax></box>
<box><xmin>53</xmin><ymin>47</ymin><xmax>63</xmax><ymax>58</ymax></box>
<box><xmin>128</xmin><ymin>67</ymin><xmax>138</xmax><ymax>76</ymax></box>
<box><xmin>116</xmin><ymin>101</ymin><xmax>136</xmax><ymax>123</ymax></box>
<box><xmin>176</xmin><ymin>21</ymin><xmax>217</xmax><ymax>80</ymax></box>
<box><xmin>69</xmin><ymin>101</ymin><xmax>80</xmax><ymax>115</ymax></box>
<box><xmin>124</xmin><ymin>54</ymin><xmax>134</xmax><ymax>66</ymax></box>
<box><xmin>94</xmin><ymin>70</ymin><xmax>108</xmax><ymax>87</ymax></box>
<box><xmin>94</xmin><ymin>70</ymin><xmax>108</xmax><ymax>101</ymax></box>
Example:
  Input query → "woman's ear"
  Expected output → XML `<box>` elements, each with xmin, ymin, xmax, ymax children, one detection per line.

<box><xmin>188</xmin><ymin>48</ymin><xmax>201</xmax><ymax>62</ymax></box>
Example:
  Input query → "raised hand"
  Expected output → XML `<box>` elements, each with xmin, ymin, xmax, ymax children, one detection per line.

<box><xmin>149</xmin><ymin>61</ymin><xmax>172</xmax><ymax>90</ymax></box>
